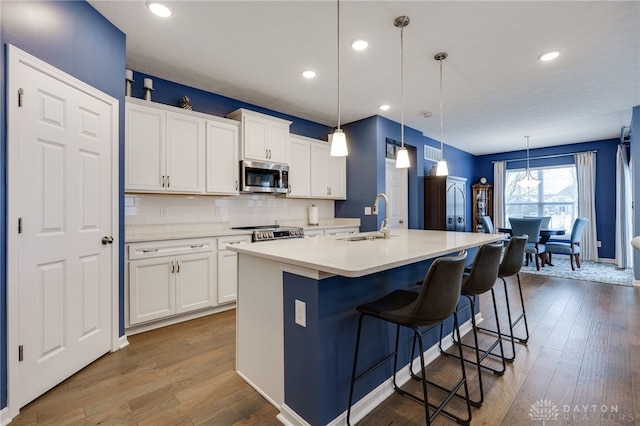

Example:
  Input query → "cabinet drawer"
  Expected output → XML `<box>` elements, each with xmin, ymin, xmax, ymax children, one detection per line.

<box><xmin>128</xmin><ymin>238</ymin><xmax>214</xmax><ymax>260</ymax></box>
<box><xmin>217</xmin><ymin>235</ymin><xmax>252</xmax><ymax>250</ymax></box>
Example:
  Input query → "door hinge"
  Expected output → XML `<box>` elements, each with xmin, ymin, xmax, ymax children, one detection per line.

<box><xmin>18</xmin><ymin>217</ymin><xmax>22</xmax><ymax>234</ymax></box>
<box><xmin>18</xmin><ymin>345</ymin><xmax>24</xmax><ymax>362</ymax></box>
<box><xmin>18</xmin><ymin>88</ymin><xmax>24</xmax><ymax>107</ymax></box>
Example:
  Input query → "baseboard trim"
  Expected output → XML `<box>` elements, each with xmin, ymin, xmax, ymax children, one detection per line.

<box><xmin>278</xmin><ymin>314</ymin><xmax>481</xmax><ymax>426</ymax></box>
<box><xmin>118</xmin><ymin>335</ymin><xmax>130</xmax><ymax>350</ymax></box>
<box><xmin>0</xmin><ymin>407</ymin><xmax>11</xmax><ymax>426</ymax></box>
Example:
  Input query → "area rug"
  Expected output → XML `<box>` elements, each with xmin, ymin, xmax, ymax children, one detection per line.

<box><xmin>520</xmin><ymin>257</ymin><xmax>634</xmax><ymax>286</ymax></box>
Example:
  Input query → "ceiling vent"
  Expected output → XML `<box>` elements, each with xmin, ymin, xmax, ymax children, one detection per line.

<box><xmin>424</xmin><ymin>145</ymin><xmax>441</xmax><ymax>162</ymax></box>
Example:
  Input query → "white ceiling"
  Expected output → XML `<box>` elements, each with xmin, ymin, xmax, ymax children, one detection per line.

<box><xmin>89</xmin><ymin>0</ymin><xmax>640</xmax><ymax>155</ymax></box>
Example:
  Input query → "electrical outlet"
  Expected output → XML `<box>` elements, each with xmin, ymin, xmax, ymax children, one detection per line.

<box><xmin>372</xmin><ymin>205</ymin><xmax>378</xmax><ymax>215</ymax></box>
<box><xmin>295</xmin><ymin>299</ymin><xmax>306</xmax><ymax>327</ymax></box>
<box><xmin>597</xmin><ymin>240</ymin><xmax>601</xmax><ymax>247</ymax></box>
<box><xmin>364</xmin><ymin>207</ymin><xmax>372</xmax><ymax>216</ymax></box>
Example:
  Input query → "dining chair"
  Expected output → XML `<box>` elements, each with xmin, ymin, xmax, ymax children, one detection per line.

<box><xmin>546</xmin><ymin>217</ymin><xmax>589</xmax><ymax>270</ymax></box>
<box><xmin>480</xmin><ymin>215</ymin><xmax>494</xmax><ymax>234</ymax></box>
<box><xmin>524</xmin><ymin>215</ymin><xmax>551</xmax><ymax>229</ymax></box>
<box><xmin>509</xmin><ymin>217</ymin><xmax>545</xmax><ymax>270</ymax></box>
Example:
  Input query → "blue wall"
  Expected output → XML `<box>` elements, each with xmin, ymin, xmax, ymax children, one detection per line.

<box><xmin>475</xmin><ymin>139</ymin><xmax>619</xmax><ymax>259</ymax></box>
<box><xmin>340</xmin><ymin>115</ymin><xmax>477</xmax><ymax>232</ymax></box>
<box><xmin>0</xmin><ymin>1</ymin><xmax>126</xmax><ymax>409</ymax></box>
<box><xmin>129</xmin><ymin>72</ymin><xmax>333</xmax><ymax>141</ymax></box>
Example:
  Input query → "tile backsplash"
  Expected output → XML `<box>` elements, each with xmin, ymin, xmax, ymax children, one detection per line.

<box><xmin>125</xmin><ymin>194</ymin><xmax>335</xmax><ymax>227</ymax></box>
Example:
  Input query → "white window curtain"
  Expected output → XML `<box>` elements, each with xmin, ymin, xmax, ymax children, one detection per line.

<box><xmin>574</xmin><ymin>151</ymin><xmax>598</xmax><ymax>261</ymax></box>
<box><xmin>616</xmin><ymin>144</ymin><xmax>633</xmax><ymax>269</ymax></box>
<box><xmin>493</xmin><ymin>161</ymin><xmax>505</xmax><ymax>228</ymax></box>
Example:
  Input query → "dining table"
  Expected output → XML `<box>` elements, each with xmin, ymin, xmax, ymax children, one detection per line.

<box><xmin>497</xmin><ymin>227</ymin><xmax>566</xmax><ymax>266</ymax></box>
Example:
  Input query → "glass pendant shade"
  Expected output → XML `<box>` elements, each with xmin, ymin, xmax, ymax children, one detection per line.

<box><xmin>330</xmin><ymin>129</ymin><xmax>348</xmax><ymax>157</ymax></box>
<box><xmin>330</xmin><ymin>0</ymin><xmax>348</xmax><ymax>157</ymax></box>
<box><xmin>436</xmin><ymin>159</ymin><xmax>449</xmax><ymax>176</ymax></box>
<box><xmin>396</xmin><ymin>146</ymin><xmax>410</xmax><ymax>168</ymax></box>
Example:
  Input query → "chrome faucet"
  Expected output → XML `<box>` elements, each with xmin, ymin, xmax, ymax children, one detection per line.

<box><xmin>373</xmin><ymin>193</ymin><xmax>391</xmax><ymax>239</ymax></box>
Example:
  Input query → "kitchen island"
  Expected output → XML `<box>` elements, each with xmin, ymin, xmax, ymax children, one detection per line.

<box><xmin>228</xmin><ymin>229</ymin><xmax>505</xmax><ymax>425</ymax></box>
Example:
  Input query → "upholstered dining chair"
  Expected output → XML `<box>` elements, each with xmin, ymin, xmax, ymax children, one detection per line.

<box><xmin>480</xmin><ymin>215</ymin><xmax>494</xmax><ymax>234</ymax></box>
<box><xmin>524</xmin><ymin>215</ymin><xmax>551</xmax><ymax>229</ymax></box>
<box><xmin>509</xmin><ymin>217</ymin><xmax>545</xmax><ymax>270</ymax></box>
<box><xmin>546</xmin><ymin>217</ymin><xmax>589</xmax><ymax>270</ymax></box>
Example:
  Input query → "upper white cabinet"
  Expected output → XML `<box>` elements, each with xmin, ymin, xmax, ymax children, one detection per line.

<box><xmin>206</xmin><ymin>119</ymin><xmax>240</xmax><ymax>195</ymax></box>
<box><xmin>310</xmin><ymin>141</ymin><xmax>346</xmax><ymax>200</ymax></box>
<box><xmin>227</xmin><ymin>108</ymin><xmax>291</xmax><ymax>164</ymax></box>
<box><xmin>287</xmin><ymin>135</ymin><xmax>311</xmax><ymax>198</ymax></box>
<box><xmin>126</xmin><ymin>98</ymin><xmax>205</xmax><ymax>193</ymax></box>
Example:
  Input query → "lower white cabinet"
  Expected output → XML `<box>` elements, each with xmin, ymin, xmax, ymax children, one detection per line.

<box><xmin>217</xmin><ymin>235</ymin><xmax>252</xmax><ymax>304</ymax></box>
<box><xmin>127</xmin><ymin>238</ymin><xmax>216</xmax><ymax>326</ymax></box>
<box><xmin>324</xmin><ymin>227</ymin><xmax>360</xmax><ymax>236</ymax></box>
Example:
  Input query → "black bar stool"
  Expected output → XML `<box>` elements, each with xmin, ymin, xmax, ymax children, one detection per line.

<box><xmin>436</xmin><ymin>242</ymin><xmax>505</xmax><ymax>407</ymax></box>
<box><xmin>347</xmin><ymin>251</ymin><xmax>471</xmax><ymax>426</ymax></box>
<box><xmin>476</xmin><ymin>235</ymin><xmax>529</xmax><ymax>361</ymax></box>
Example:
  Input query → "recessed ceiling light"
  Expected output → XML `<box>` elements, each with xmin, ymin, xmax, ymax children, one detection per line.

<box><xmin>351</xmin><ymin>39</ymin><xmax>368</xmax><ymax>51</ymax></box>
<box><xmin>379</xmin><ymin>105</ymin><xmax>390</xmax><ymax>111</ymax></box>
<box><xmin>540</xmin><ymin>51</ymin><xmax>560</xmax><ymax>61</ymax></box>
<box><xmin>147</xmin><ymin>1</ymin><xmax>171</xmax><ymax>17</ymax></box>
<box><xmin>301</xmin><ymin>70</ymin><xmax>316</xmax><ymax>79</ymax></box>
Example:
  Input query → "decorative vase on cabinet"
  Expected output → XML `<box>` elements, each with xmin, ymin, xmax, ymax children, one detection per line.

<box><xmin>423</xmin><ymin>176</ymin><xmax>467</xmax><ymax>231</ymax></box>
<box><xmin>472</xmin><ymin>183</ymin><xmax>493</xmax><ymax>232</ymax></box>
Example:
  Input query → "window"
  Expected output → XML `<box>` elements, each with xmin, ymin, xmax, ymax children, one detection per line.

<box><xmin>504</xmin><ymin>165</ymin><xmax>577</xmax><ymax>230</ymax></box>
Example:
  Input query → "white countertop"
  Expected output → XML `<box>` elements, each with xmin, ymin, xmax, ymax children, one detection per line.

<box><xmin>275</xmin><ymin>218</ymin><xmax>360</xmax><ymax>230</ymax></box>
<box><xmin>125</xmin><ymin>219</ymin><xmax>361</xmax><ymax>242</ymax></box>
<box><xmin>125</xmin><ymin>222</ymin><xmax>251</xmax><ymax>242</ymax></box>
<box><xmin>228</xmin><ymin>229</ymin><xmax>507</xmax><ymax>278</ymax></box>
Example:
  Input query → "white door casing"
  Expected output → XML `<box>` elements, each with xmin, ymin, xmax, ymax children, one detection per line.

<box><xmin>385</xmin><ymin>159</ymin><xmax>408</xmax><ymax>229</ymax></box>
<box><xmin>6</xmin><ymin>45</ymin><xmax>120</xmax><ymax>416</ymax></box>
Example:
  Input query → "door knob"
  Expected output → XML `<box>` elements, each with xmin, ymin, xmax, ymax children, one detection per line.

<box><xmin>102</xmin><ymin>236</ymin><xmax>114</xmax><ymax>245</ymax></box>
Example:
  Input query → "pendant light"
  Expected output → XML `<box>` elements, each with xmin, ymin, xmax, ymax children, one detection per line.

<box><xmin>394</xmin><ymin>16</ymin><xmax>410</xmax><ymax>169</ymax></box>
<box><xmin>330</xmin><ymin>0</ymin><xmax>348</xmax><ymax>157</ymax></box>
<box><xmin>435</xmin><ymin>52</ymin><xmax>449</xmax><ymax>176</ymax></box>
<box><xmin>517</xmin><ymin>135</ymin><xmax>540</xmax><ymax>187</ymax></box>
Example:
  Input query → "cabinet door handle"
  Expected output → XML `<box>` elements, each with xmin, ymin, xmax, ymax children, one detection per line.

<box><xmin>190</xmin><ymin>244</ymin><xmax>204</xmax><ymax>248</ymax></box>
<box><xmin>176</xmin><ymin>261</ymin><xmax>180</xmax><ymax>273</ymax></box>
<box><xmin>235</xmin><ymin>180</ymin><xmax>238</xmax><ymax>190</ymax></box>
<box><xmin>265</xmin><ymin>149</ymin><xmax>269</xmax><ymax>159</ymax></box>
<box><xmin>269</xmin><ymin>149</ymin><xmax>272</xmax><ymax>159</ymax></box>
<box><xmin>167</xmin><ymin>176</ymin><xmax>170</xmax><ymax>188</ymax></box>
<box><xmin>288</xmin><ymin>184</ymin><xmax>292</xmax><ymax>194</ymax></box>
<box><xmin>171</xmin><ymin>261</ymin><xmax>175</xmax><ymax>274</ymax></box>
<box><xmin>142</xmin><ymin>248</ymin><xmax>159</xmax><ymax>253</ymax></box>
<box><xmin>162</xmin><ymin>175</ymin><xmax>166</xmax><ymax>188</ymax></box>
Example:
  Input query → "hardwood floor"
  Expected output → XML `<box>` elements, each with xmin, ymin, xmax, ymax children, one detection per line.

<box><xmin>10</xmin><ymin>273</ymin><xmax>640</xmax><ymax>425</ymax></box>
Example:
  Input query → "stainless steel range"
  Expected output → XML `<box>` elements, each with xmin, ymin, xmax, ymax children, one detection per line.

<box><xmin>232</xmin><ymin>225</ymin><xmax>305</xmax><ymax>242</ymax></box>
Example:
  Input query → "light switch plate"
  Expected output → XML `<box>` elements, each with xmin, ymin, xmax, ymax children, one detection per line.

<box><xmin>364</xmin><ymin>207</ymin><xmax>372</xmax><ymax>215</ymax></box>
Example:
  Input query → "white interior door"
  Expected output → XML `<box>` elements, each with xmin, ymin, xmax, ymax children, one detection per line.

<box><xmin>7</xmin><ymin>46</ymin><xmax>118</xmax><ymax>412</ymax></box>
<box><xmin>385</xmin><ymin>159</ymin><xmax>408</xmax><ymax>229</ymax></box>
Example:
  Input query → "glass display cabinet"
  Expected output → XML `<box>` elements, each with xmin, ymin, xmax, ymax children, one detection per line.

<box><xmin>472</xmin><ymin>183</ymin><xmax>493</xmax><ymax>232</ymax></box>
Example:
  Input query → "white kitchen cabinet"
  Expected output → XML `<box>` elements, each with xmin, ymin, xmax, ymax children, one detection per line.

<box><xmin>287</xmin><ymin>135</ymin><xmax>311</xmax><ymax>198</ymax></box>
<box><xmin>206</xmin><ymin>119</ymin><xmax>240</xmax><ymax>194</ymax></box>
<box><xmin>126</xmin><ymin>99</ymin><xmax>205</xmax><ymax>193</ymax></box>
<box><xmin>310</xmin><ymin>142</ymin><xmax>347</xmax><ymax>200</ymax></box>
<box><xmin>324</xmin><ymin>227</ymin><xmax>359</xmax><ymax>236</ymax></box>
<box><xmin>304</xmin><ymin>229</ymin><xmax>325</xmax><ymax>238</ymax></box>
<box><xmin>127</xmin><ymin>238</ymin><xmax>216</xmax><ymax>325</ymax></box>
<box><xmin>227</xmin><ymin>108</ymin><xmax>291</xmax><ymax>164</ymax></box>
<box><xmin>217</xmin><ymin>235</ymin><xmax>253</xmax><ymax>304</ymax></box>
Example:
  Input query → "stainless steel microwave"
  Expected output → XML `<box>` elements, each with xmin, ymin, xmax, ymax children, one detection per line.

<box><xmin>240</xmin><ymin>160</ymin><xmax>289</xmax><ymax>193</ymax></box>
